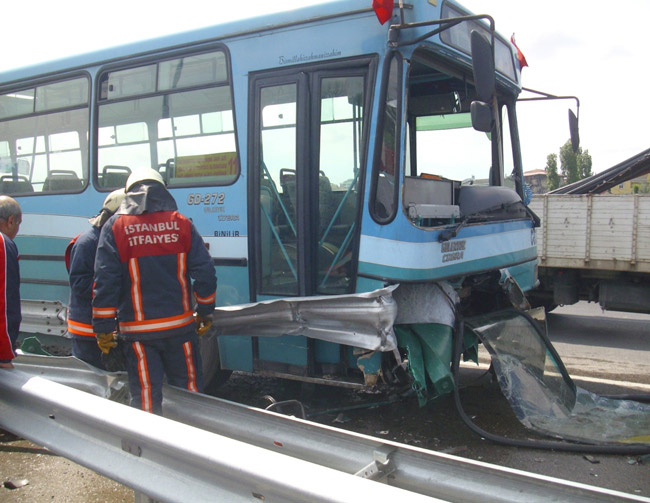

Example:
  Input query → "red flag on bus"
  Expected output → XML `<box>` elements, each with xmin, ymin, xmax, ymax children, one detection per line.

<box><xmin>510</xmin><ymin>34</ymin><xmax>529</xmax><ymax>69</ymax></box>
<box><xmin>373</xmin><ymin>0</ymin><xmax>394</xmax><ymax>25</ymax></box>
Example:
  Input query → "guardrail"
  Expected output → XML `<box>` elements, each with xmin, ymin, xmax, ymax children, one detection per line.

<box><xmin>2</xmin><ymin>355</ymin><xmax>649</xmax><ymax>503</ymax></box>
<box><xmin>0</xmin><ymin>367</ymin><xmax>432</xmax><ymax>503</ymax></box>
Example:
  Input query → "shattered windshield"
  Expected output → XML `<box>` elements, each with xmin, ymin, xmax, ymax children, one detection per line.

<box><xmin>466</xmin><ymin>310</ymin><xmax>650</xmax><ymax>445</ymax></box>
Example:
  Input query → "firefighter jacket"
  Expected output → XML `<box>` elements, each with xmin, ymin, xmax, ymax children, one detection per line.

<box><xmin>92</xmin><ymin>183</ymin><xmax>217</xmax><ymax>341</ymax></box>
<box><xmin>65</xmin><ymin>226</ymin><xmax>100</xmax><ymax>339</ymax></box>
<box><xmin>1</xmin><ymin>231</ymin><xmax>21</xmax><ymax>362</ymax></box>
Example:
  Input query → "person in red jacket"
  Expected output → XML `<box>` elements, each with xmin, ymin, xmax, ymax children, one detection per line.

<box><xmin>92</xmin><ymin>168</ymin><xmax>216</xmax><ymax>414</ymax></box>
<box><xmin>65</xmin><ymin>189</ymin><xmax>125</xmax><ymax>369</ymax></box>
<box><xmin>0</xmin><ymin>196</ymin><xmax>22</xmax><ymax>369</ymax></box>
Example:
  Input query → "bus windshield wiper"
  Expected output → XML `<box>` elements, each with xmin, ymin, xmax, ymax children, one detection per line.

<box><xmin>438</xmin><ymin>199</ymin><xmax>529</xmax><ymax>243</ymax></box>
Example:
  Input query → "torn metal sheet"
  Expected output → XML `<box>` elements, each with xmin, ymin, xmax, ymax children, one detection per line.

<box><xmin>211</xmin><ymin>286</ymin><xmax>398</xmax><ymax>352</ymax></box>
<box><xmin>395</xmin><ymin>324</ymin><xmax>454</xmax><ymax>406</ymax></box>
<box><xmin>466</xmin><ymin>310</ymin><xmax>650</xmax><ymax>446</ymax></box>
<box><xmin>396</xmin><ymin>322</ymin><xmax>479</xmax><ymax>407</ymax></box>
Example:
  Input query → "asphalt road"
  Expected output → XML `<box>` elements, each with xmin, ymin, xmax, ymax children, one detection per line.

<box><xmin>1</xmin><ymin>302</ymin><xmax>649</xmax><ymax>501</ymax></box>
<box><xmin>547</xmin><ymin>303</ymin><xmax>650</xmax><ymax>386</ymax></box>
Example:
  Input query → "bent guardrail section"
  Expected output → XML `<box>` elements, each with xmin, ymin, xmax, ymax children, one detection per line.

<box><xmin>0</xmin><ymin>368</ymin><xmax>434</xmax><ymax>503</ymax></box>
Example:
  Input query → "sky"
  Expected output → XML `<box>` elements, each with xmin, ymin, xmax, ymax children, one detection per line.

<box><xmin>1</xmin><ymin>0</ymin><xmax>649</xmax><ymax>175</ymax></box>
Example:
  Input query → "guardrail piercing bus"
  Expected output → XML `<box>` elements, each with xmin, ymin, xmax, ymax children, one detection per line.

<box><xmin>0</xmin><ymin>1</ymin><xmax>558</xmax><ymax>403</ymax></box>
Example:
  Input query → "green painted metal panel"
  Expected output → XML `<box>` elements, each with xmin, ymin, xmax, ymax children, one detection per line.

<box><xmin>218</xmin><ymin>336</ymin><xmax>253</xmax><ymax>372</ymax></box>
<box><xmin>396</xmin><ymin>323</ymin><xmax>478</xmax><ymax>406</ymax></box>
<box><xmin>314</xmin><ymin>339</ymin><xmax>340</xmax><ymax>364</ymax></box>
<box><xmin>258</xmin><ymin>335</ymin><xmax>307</xmax><ymax>366</ymax></box>
<box><xmin>411</xmin><ymin>324</ymin><xmax>454</xmax><ymax>397</ymax></box>
<box><xmin>394</xmin><ymin>326</ymin><xmax>428</xmax><ymax>406</ymax></box>
<box><xmin>355</xmin><ymin>349</ymin><xmax>382</xmax><ymax>376</ymax></box>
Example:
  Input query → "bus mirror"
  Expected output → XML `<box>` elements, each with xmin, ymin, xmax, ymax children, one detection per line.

<box><xmin>470</xmin><ymin>101</ymin><xmax>494</xmax><ymax>132</ymax></box>
<box><xmin>569</xmin><ymin>109</ymin><xmax>580</xmax><ymax>152</ymax></box>
<box><xmin>470</xmin><ymin>30</ymin><xmax>495</xmax><ymax>102</ymax></box>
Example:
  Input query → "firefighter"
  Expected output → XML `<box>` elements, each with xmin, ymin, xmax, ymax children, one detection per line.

<box><xmin>66</xmin><ymin>189</ymin><xmax>125</xmax><ymax>369</ymax></box>
<box><xmin>92</xmin><ymin>168</ymin><xmax>216</xmax><ymax>414</ymax></box>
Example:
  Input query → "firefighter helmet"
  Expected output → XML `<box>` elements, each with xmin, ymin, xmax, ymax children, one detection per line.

<box><xmin>125</xmin><ymin>167</ymin><xmax>165</xmax><ymax>192</ymax></box>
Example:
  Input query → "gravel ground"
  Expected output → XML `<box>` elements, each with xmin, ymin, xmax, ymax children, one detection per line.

<box><xmin>0</xmin><ymin>429</ymin><xmax>133</xmax><ymax>502</ymax></box>
<box><xmin>1</xmin><ymin>337</ymin><xmax>135</xmax><ymax>502</ymax></box>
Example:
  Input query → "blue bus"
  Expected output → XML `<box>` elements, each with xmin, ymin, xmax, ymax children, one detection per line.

<box><xmin>0</xmin><ymin>1</ymin><xmax>542</xmax><ymax>398</ymax></box>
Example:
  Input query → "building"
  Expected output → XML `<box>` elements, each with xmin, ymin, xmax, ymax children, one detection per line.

<box><xmin>608</xmin><ymin>174</ymin><xmax>650</xmax><ymax>194</ymax></box>
<box><xmin>523</xmin><ymin>169</ymin><xmax>548</xmax><ymax>195</ymax></box>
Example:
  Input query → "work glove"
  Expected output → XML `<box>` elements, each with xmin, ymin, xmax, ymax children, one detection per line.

<box><xmin>194</xmin><ymin>313</ymin><xmax>213</xmax><ymax>337</ymax></box>
<box><xmin>101</xmin><ymin>342</ymin><xmax>127</xmax><ymax>372</ymax></box>
<box><xmin>97</xmin><ymin>332</ymin><xmax>117</xmax><ymax>354</ymax></box>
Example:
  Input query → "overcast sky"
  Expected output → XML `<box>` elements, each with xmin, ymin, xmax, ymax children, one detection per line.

<box><xmin>1</xmin><ymin>0</ymin><xmax>648</xmax><ymax>174</ymax></box>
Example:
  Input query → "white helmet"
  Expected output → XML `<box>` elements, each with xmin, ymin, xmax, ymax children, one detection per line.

<box><xmin>125</xmin><ymin>167</ymin><xmax>164</xmax><ymax>192</ymax></box>
<box><xmin>89</xmin><ymin>188</ymin><xmax>126</xmax><ymax>226</ymax></box>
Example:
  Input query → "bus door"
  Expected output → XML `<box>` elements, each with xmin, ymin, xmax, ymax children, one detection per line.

<box><xmin>248</xmin><ymin>62</ymin><xmax>369</xmax><ymax>374</ymax></box>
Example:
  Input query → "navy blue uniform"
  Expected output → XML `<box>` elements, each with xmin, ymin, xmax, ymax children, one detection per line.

<box><xmin>66</xmin><ymin>227</ymin><xmax>105</xmax><ymax>368</ymax></box>
<box><xmin>93</xmin><ymin>183</ymin><xmax>216</xmax><ymax>413</ymax></box>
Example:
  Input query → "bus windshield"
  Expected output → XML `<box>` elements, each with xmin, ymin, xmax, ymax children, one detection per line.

<box><xmin>411</xmin><ymin>112</ymin><xmax>491</xmax><ymax>185</ymax></box>
<box><xmin>405</xmin><ymin>47</ymin><xmax>496</xmax><ymax>186</ymax></box>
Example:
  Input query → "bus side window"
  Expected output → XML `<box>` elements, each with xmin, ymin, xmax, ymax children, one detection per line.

<box><xmin>42</xmin><ymin>170</ymin><xmax>84</xmax><ymax>192</ymax></box>
<box><xmin>101</xmin><ymin>165</ymin><xmax>131</xmax><ymax>189</ymax></box>
<box><xmin>97</xmin><ymin>50</ymin><xmax>238</xmax><ymax>189</ymax></box>
<box><xmin>0</xmin><ymin>77</ymin><xmax>90</xmax><ymax>195</ymax></box>
<box><xmin>371</xmin><ymin>54</ymin><xmax>401</xmax><ymax>223</ymax></box>
<box><xmin>0</xmin><ymin>175</ymin><xmax>34</xmax><ymax>194</ymax></box>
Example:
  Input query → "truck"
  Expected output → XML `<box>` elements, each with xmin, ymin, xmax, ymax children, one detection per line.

<box><xmin>527</xmin><ymin>149</ymin><xmax>650</xmax><ymax>313</ymax></box>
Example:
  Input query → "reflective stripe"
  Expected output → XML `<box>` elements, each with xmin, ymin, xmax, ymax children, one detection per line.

<box><xmin>183</xmin><ymin>341</ymin><xmax>198</xmax><ymax>392</ymax></box>
<box><xmin>119</xmin><ymin>311</ymin><xmax>194</xmax><ymax>333</ymax></box>
<box><xmin>67</xmin><ymin>319</ymin><xmax>96</xmax><ymax>337</ymax></box>
<box><xmin>194</xmin><ymin>292</ymin><xmax>216</xmax><ymax>305</ymax></box>
<box><xmin>92</xmin><ymin>307</ymin><xmax>117</xmax><ymax>318</ymax></box>
<box><xmin>129</xmin><ymin>258</ymin><xmax>144</xmax><ymax>321</ymax></box>
<box><xmin>177</xmin><ymin>252</ymin><xmax>190</xmax><ymax>312</ymax></box>
<box><xmin>133</xmin><ymin>342</ymin><xmax>152</xmax><ymax>413</ymax></box>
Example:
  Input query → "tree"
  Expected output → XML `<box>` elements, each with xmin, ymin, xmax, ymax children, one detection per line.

<box><xmin>560</xmin><ymin>140</ymin><xmax>580</xmax><ymax>184</ymax></box>
<box><xmin>545</xmin><ymin>153</ymin><xmax>560</xmax><ymax>191</ymax></box>
<box><xmin>579</xmin><ymin>149</ymin><xmax>592</xmax><ymax>179</ymax></box>
<box><xmin>551</xmin><ymin>139</ymin><xmax>593</xmax><ymax>187</ymax></box>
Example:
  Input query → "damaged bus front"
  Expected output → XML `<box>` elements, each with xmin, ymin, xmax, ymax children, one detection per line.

<box><xmin>212</xmin><ymin>1</ymin><xmax>538</xmax><ymax>402</ymax></box>
<box><xmin>2</xmin><ymin>1</ymin><xmax>537</xmax><ymax>403</ymax></box>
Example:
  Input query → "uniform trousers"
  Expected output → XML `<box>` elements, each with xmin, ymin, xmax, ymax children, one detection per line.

<box><xmin>71</xmin><ymin>337</ymin><xmax>105</xmax><ymax>369</ymax></box>
<box><xmin>124</xmin><ymin>330</ymin><xmax>203</xmax><ymax>415</ymax></box>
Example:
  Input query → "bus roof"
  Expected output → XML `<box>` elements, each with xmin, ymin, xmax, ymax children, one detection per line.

<box><xmin>0</xmin><ymin>1</ymin><xmax>373</xmax><ymax>84</ymax></box>
<box><xmin>0</xmin><ymin>1</ymin><xmax>519</xmax><ymax>91</ymax></box>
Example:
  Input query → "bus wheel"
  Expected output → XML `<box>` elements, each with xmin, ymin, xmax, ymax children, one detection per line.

<box><xmin>199</xmin><ymin>333</ymin><xmax>232</xmax><ymax>395</ymax></box>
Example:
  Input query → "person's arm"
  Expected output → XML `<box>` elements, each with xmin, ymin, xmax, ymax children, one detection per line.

<box><xmin>187</xmin><ymin>224</ymin><xmax>217</xmax><ymax>316</ymax></box>
<box><xmin>68</xmin><ymin>233</ymin><xmax>96</xmax><ymax>306</ymax></box>
<box><xmin>92</xmin><ymin>224</ymin><xmax>121</xmax><ymax>334</ymax></box>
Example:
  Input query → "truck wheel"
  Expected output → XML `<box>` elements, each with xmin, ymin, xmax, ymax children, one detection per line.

<box><xmin>527</xmin><ymin>293</ymin><xmax>557</xmax><ymax>313</ymax></box>
<box><xmin>199</xmin><ymin>334</ymin><xmax>232</xmax><ymax>395</ymax></box>
<box><xmin>544</xmin><ymin>302</ymin><xmax>558</xmax><ymax>313</ymax></box>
